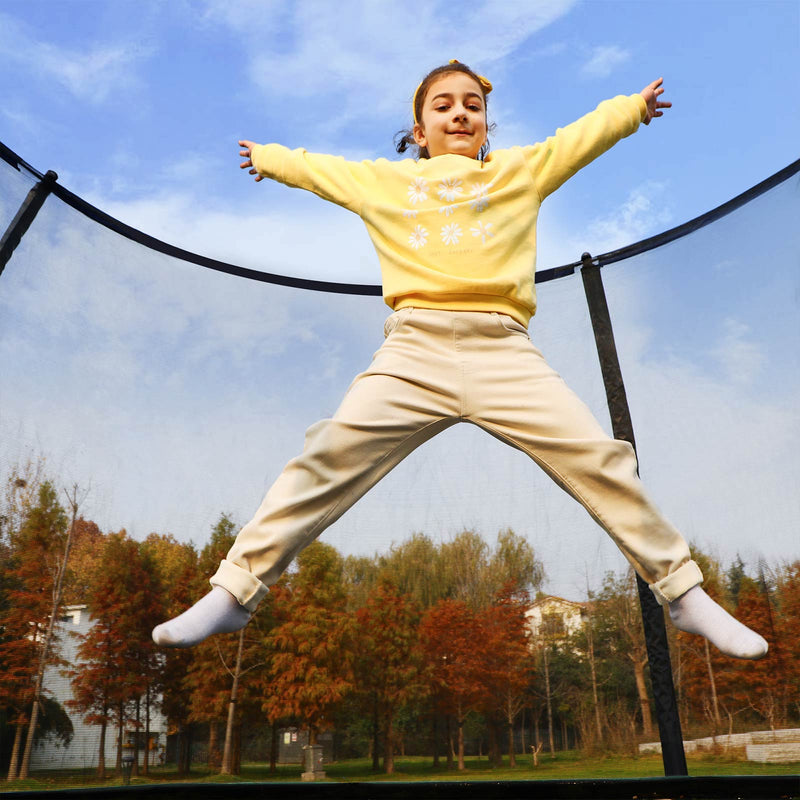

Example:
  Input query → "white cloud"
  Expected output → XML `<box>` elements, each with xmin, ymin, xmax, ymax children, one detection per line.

<box><xmin>199</xmin><ymin>0</ymin><xmax>578</xmax><ymax>128</ymax></box>
<box><xmin>580</xmin><ymin>45</ymin><xmax>631</xmax><ymax>79</ymax></box>
<box><xmin>584</xmin><ymin>180</ymin><xmax>673</xmax><ymax>253</ymax></box>
<box><xmin>91</xmin><ymin>188</ymin><xmax>379</xmax><ymax>285</ymax></box>
<box><xmin>708</xmin><ymin>317</ymin><xmax>764</xmax><ymax>386</ymax></box>
<box><xmin>0</xmin><ymin>12</ymin><xmax>151</xmax><ymax>104</ymax></box>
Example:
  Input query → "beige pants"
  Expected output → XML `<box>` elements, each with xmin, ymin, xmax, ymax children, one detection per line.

<box><xmin>211</xmin><ymin>308</ymin><xmax>702</xmax><ymax>611</ymax></box>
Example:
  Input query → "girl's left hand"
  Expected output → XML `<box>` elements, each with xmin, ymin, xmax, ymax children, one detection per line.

<box><xmin>640</xmin><ymin>78</ymin><xmax>672</xmax><ymax>125</ymax></box>
<box><xmin>238</xmin><ymin>139</ymin><xmax>263</xmax><ymax>181</ymax></box>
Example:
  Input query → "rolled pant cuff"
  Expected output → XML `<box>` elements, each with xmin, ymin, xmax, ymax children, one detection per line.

<box><xmin>649</xmin><ymin>559</ymin><xmax>703</xmax><ymax>606</ymax></box>
<box><xmin>209</xmin><ymin>559</ymin><xmax>269</xmax><ymax>613</ymax></box>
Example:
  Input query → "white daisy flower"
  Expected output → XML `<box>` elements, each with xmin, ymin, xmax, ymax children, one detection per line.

<box><xmin>438</xmin><ymin>205</ymin><xmax>456</xmax><ymax>217</ymax></box>
<box><xmin>408</xmin><ymin>225</ymin><xmax>428</xmax><ymax>249</ymax></box>
<box><xmin>470</xmin><ymin>182</ymin><xmax>490</xmax><ymax>212</ymax></box>
<box><xmin>403</xmin><ymin>209</ymin><xmax>418</xmax><ymax>219</ymax></box>
<box><xmin>470</xmin><ymin>221</ymin><xmax>494</xmax><ymax>244</ymax></box>
<box><xmin>407</xmin><ymin>178</ymin><xmax>429</xmax><ymax>205</ymax></box>
<box><xmin>440</xmin><ymin>223</ymin><xmax>462</xmax><ymax>246</ymax></box>
<box><xmin>437</xmin><ymin>178</ymin><xmax>463</xmax><ymax>202</ymax></box>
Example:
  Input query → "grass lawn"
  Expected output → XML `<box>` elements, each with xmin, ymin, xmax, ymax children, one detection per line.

<box><xmin>2</xmin><ymin>751</ymin><xmax>798</xmax><ymax>791</ymax></box>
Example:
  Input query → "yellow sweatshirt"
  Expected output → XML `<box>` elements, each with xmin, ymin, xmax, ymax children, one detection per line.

<box><xmin>251</xmin><ymin>93</ymin><xmax>647</xmax><ymax>325</ymax></box>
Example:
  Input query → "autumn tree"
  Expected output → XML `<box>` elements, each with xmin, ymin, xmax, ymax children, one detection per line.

<box><xmin>480</xmin><ymin>584</ymin><xmax>533</xmax><ymax>766</ymax></box>
<box><xmin>420</xmin><ymin>599</ymin><xmax>486</xmax><ymax>770</ymax></box>
<box><xmin>1</xmin><ymin>477</ymin><xmax>71</xmax><ymax>780</ymax></box>
<box><xmin>674</xmin><ymin>549</ymin><xmax>731</xmax><ymax>734</ymax></box>
<box><xmin>68</xmin><ymin>531</ymin><xmax>163</xmax><ymax>777</ymax></box>
<box><xmin>352</xmin><ymin>578</ymin><xmax>426</xmax><ymax>774</ymax></box>
<box><xmin>182</xmin><ymin>513</ymin><xmax>259</xmax><ymax>774</ymax></box>
<box><xmin>262</xmin><ymin>542</ymin><xmax>354</xmax><ymax>746</ymax></box>
<box><xmin>140</xmin><ymin>532</ymin><xmax>198</xmax><ymax>774</ymax></box>
<box><xmin>774</xmin><ymin>560</ymin><xmax>800</xmax><ymax>721</ymax></box>
<box><xmin>728</xmin><ymin>576</ymin><xmax>785</xmax><ymax>730</ymax></box>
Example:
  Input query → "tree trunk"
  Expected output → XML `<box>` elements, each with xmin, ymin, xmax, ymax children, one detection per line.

<box><xmin>543</xmin><ymin>647</ymin><xmax>555</xmax><ymax>757</ymax></box>
<box><xmin>383</xmin><ymin>715</ymin><xmax>394</xmax><ymax>775</ymax></box>
<box><xmin>508</xmin><ymin>720</ymin><xmax>516</xmax><ymax>767</ymax></box>
<box><xmin>97</xmin><ymin>717</ymin><xmax>107</xmax><ymax>779</ymax></box>
<box><xmin>133</xmin><ymin>698</ymin><xmax>141</xmax><ymax>776</ymax></box>
<box><xmin>233</xmin><ymin>723</ymin><xmax>242</xmax><ymax>775</ymax></box>
<box><xmin>221</xmin><ymin>629</ymin><xmax>244</xmax><ymax>774</ymax></box>
<box><xmin>6</xmin><ymin>721</ymin><xmax>24</xmax><ymax>781</ymax></box>
<box><xmin>208</xmin><ymin>721</ymin><xmax>219</xmax><ymax>768</ymax></box>
<box><xmin>587</xmin><ymin>624</ymin><xmax>603</xmax><ymax>743</ymax></box>
<box><xmin>632</xmin><ymin>657</ymin><xmax>653</xmax><ymax>738</ymax></box>
<box><xmin>704</xmin><ymin>639</ymin><xmax>722</xmax><ymax>728</ymax></box>
<box><xmin>371</xmin><ymin>698</ymin><xmax>380</xmax><ymax>772</ymax></box>
<box><xmin>269</xmin><ymin>723</ymin><xmax>278</xmax><ymax>774</ymax></box>
<box><xmin>144</xmin><ymin>687</ymin><xmax>151</xmax><ymax>775</ymax></box>
<box><xmin>116</xmin><ymin>706</ymin><xmax>124</xmax><ymax>775</ymax></box>
<box><xmin>432</xmin><ymin>713</ymin><xmax>439</xmax><ymax>768</ymax></box>
<box><xmin>445</xmin><ymin>715</ymin><xmax>454</xmax><ymax>770</ymax></box>
<box><xmin>457</xmin><ymin>715</ymin><xmax>465</xmax><ymax>771</ymax></box>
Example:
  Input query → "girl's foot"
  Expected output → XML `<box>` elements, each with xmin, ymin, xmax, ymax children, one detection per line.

<box><xmin>668</xmin><ymin>585</ymin><xmax>768</xmax><ymax>660</ymax></box>
<box><xmin>152</xmin><ymin>586</ymin><xmax>251</xmax><ymax>648</ymax></box>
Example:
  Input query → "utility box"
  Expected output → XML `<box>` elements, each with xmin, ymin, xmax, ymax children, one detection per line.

<box><xmin>301</xmin><ymin>744</ymin><xmax>325</xmax><ymax>781</ymax></box>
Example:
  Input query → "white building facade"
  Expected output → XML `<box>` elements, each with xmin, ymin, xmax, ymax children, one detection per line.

<box><xmin>30</xmin><ymin>604</ymin><xmax>168</xmax><ymax>770</ymax></box>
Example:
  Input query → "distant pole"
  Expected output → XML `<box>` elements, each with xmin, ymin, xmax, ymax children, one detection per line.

<box><xmin>580</xmin><ymin>252</ymin><xmax>688</xmax><ymax>777</ymax></box>
<box><xmin>0</xmin><ymin>170</ymin><xmax>57</xmax><ymax>278</ymax></box>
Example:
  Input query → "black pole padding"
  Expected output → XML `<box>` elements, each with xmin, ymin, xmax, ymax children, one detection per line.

<box><xmin>579</xmin><ymin>252</ymin><xmax>688</xmax><ymax>777</ymax></box>
<box><xmin>0</xmin><ymin>169</ymin><xmax>58</xmax><ymax>278</ymax></box>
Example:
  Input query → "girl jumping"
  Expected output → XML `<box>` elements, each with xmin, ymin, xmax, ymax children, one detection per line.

<box><xmin>153</xmin><ymin>61</ymin><xmax>767</xmax><ymax>661</ymax></box>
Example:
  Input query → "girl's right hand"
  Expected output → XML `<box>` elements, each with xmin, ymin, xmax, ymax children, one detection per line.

<box><xmin>238</xmin><ymin>139</ymin><xmax>263</xmax><ymax>181</ymax></box>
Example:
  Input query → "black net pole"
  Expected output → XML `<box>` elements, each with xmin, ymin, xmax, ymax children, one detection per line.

<box><xmin>0</xmin><ymin>169</ymin><xmax>58</xmax><ymax>278</ymax></box>
<box><xmin>579</xmin><ymin>252</ymin><xmax>688</xmax><ymax>777</ymax></box>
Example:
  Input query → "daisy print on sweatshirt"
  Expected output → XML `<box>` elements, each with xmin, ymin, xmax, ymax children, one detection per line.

<box><xmin>409</xmin><ymin>225</ymin><xmax>428</xmax><ymax>249</ymax></box>
<box><xmin>407</xmin><ymin>178</ymin><xmax>429</xmax><ymax>205</ymax></box>
<box><xmin>437</xmin><ymin>178</ymin><xmax>463</xmax><ymax>202</ymax></box>
<box><xmin>470</xmin><ymin>221</ymin><xmax>494</xmax><ymax>244</ymax></box>
<box><xmin>441</xmin><ymin>223</ymin><xmax>462</xmax><ymax>246</ymax></box>
<box><xmin>469</xmin><ymin>183</ymin><xmax>490</xmax><ymax>212</ymax></box>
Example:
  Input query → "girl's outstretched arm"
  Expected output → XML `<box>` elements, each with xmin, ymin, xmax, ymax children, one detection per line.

<box><xmin>238</xmin><ymin>139</ymin><xmax>263</xmax><ymax>181</ymax></box>
<box><xmin>640</xmin><ymin>78</ymin><xmax>672</xmax><ymax>125</ymax></box>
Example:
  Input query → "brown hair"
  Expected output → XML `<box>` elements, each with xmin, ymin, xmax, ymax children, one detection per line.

<box><xmin>394</xmin><ymin>61</ymin><xmax>494</xmax><ymax>161</ymax></box>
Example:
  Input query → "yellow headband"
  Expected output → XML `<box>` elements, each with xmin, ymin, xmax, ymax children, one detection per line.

<box><xmin>412</xmin><ymin>59</ymin><xmax>493</xmax><ymax>125</ymax></box>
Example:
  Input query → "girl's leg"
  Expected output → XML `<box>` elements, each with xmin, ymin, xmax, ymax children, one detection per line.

<box><xmin>153</xmin><ymin>309</ymin><xmax>461</xmax><ymax>647</ymax></box>
<box><xmin>466</xmin><ymin>313</ymin><xmax>766</xmax><ymax>659</ymax></box>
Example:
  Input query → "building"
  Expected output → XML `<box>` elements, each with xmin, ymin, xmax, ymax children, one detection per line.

<box><xmin>525</xmin><ymin>595</ymin><xmax>587</xmax><ymax>641</ymax></box>
<box><xmin>29</xmin><ymin>604</ymin><xmax>168</xmax><ymax>770</ymax></box>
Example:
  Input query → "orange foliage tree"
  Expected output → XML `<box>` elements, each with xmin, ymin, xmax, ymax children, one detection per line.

<box><xmin>420</xmin><ymin>598</ymin><xmax>487</xmax><ymax>770</ymax></box>
<box><xmin>352</xmin><ymin>578</ymin><xmax>426</xmax><ymax>774</ymax></box>
<box><xmin>67</xmin><ymin>531</ymin><xmax>163</xmax><ymax>777</ymax></box>
<box><xmin>262</xmin><ymin>542</ymin><xmax>354</xmax><ymax>746</ymax></box>
<box><xmin>479</xmin><ymin>584</ymin><xmax>533</xmax><ymax>766</ymax></box>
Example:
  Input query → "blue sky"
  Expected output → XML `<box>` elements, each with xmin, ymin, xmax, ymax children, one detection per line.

<box><xmin>1</xmin><ymin>0</ymin><xmax>799</xmax><ymax>598</ymax></box>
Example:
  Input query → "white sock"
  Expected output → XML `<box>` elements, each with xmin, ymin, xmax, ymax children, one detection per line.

<box><xmin>668</xmin><ymin>585</ymin><xmax>768</xmax><ymax>660</ymax></box>
<box><xmin>152</xmin><ymin>586</ymin><xmax>251</xmax><ymax>648</ymax></box>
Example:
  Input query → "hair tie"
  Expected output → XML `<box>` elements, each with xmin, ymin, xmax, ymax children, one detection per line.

<box><xmin>412</xmin><ymin>60</ymin><xmax>493</xmax><ymax>125</ymax></box>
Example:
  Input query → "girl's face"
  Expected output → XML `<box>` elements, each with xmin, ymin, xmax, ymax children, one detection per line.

<box><xmin>413</xmin><ymin>72</ymin><xmax>488</xmax><ymax>160</ymax></box>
